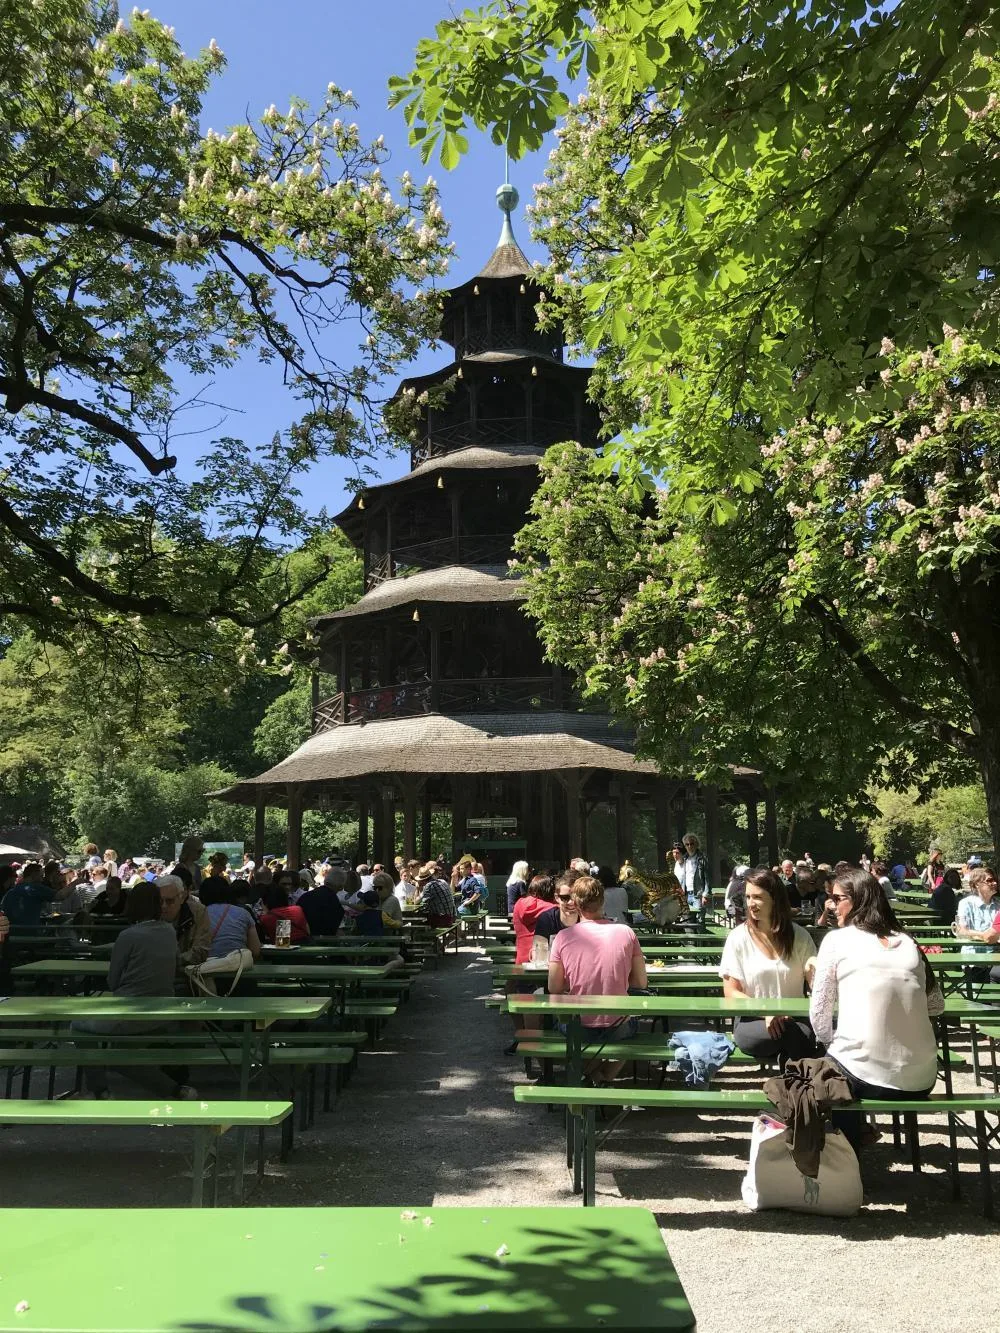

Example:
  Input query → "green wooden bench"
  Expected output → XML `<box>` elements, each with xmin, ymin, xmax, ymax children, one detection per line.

<box><xmin>0</xmin><ymin>1041</ymin><xmax>354</xmax><ymax>1132</ymax></box>
<box><xmin>514</xmin><ymin>1034</ymin><xmax>757</xmax><ymax>1065</ymax></box>
<box><xmin>0</xmin><ymin>1203</ymin><xmax>695</xmax><ymax>1330</ymax></box>
<box><xmin>514</xmin><ymin>1083</ymin><xmax>1000</xmax><ymax>1213</ymax></box>
<box><xmin>973</xmin><ymin>1023</ymin><xmax>1000</xmax><ymax>1091</ymax></box>
<box><xmin>0</xmin><ymin>1099</ymin><xmax>291</xmax><ymax>1206</ymax></box>
<box><xmin>341</xmin><ymin>1000</ymin><xmax>398</xmax><ymax>1039</ymax></box>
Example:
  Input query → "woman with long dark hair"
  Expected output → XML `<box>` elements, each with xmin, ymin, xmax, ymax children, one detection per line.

<box><xmin>810</xmin><ymin>868</ymin><xmax>943</xmax><ymax>1157</ymax></box>
<box><xmin>718</xmin><ymin>867</ymin><xmax>817</xmax><ymax>1065</ymax></box>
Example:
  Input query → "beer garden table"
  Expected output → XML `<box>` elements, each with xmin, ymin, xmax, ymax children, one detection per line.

<box><xmin>0</xmin><ymin>994</ymin><xmax>330</xmax><ymax>1200</ymax></box>
<box><xmin>0</xmin><ymin>1204</ymin><xmax>696</xmax><ymax>1331</ymax></box>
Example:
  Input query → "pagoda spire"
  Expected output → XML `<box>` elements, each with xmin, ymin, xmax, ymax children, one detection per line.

<box><xmin>477</xmin><ymin>174</ymin><xmax>531</xmax><ymax>279</ymax></box>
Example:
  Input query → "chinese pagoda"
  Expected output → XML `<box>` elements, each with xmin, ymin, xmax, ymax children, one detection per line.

<box><xmin>215</xmin><ymin>185</ymin><xmax>771</xmax><ymax>883</ymax></box>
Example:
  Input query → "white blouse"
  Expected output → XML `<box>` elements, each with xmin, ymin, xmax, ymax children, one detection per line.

<box><xmin>809</xmin><ymin>926</ymin><xmax>943</xmax><ymax>1091</ymax></box>
<box><xmin>718</xmin><ymin>923</ymin><xmax>815</xmax><ymax>999</ymax></box>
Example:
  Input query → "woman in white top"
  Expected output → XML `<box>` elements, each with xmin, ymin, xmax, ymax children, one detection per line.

<box><xmin>810</xmin><ymin>867</ymin><xmax>943</xmax><ymax>1158</ymax></box>
<box><xmin>719</xmin><ymin>868</ymin><xmax>817</xmax><ymax>1066</ymax></box>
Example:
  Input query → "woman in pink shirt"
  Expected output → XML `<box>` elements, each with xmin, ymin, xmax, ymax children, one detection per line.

<box><xmin>548</xmin><ymin>875</ymin><xmax>647</xmax><ymax>1082</ymax></box>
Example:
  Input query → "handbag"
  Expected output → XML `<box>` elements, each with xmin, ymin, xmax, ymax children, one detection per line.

<box><xmin>186</xmin><ymin>907</ymin><xmax>254</xmax><ymax>996</ymax></box>
<box><xmin>186</xmin><ymin>947</ymin><xmax>254</xmax><ymax>996</ymax></box>
<box><xmin>741</xmin><ymin>1114</ymin><xmax>863</xmax><ymax>1216</ymax></box>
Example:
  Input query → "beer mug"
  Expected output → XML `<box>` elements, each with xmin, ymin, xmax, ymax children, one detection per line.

<box><xmin>275</xmin><ymin>917</ymin><xmax>292</xmax><ymax>949</ymax></box>
<box><xmin>530</xmin><ymin>934</ymin><xmax>549</xmax><ymax>965</ymax></box>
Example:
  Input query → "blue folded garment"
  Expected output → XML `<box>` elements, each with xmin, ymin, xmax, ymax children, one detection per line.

<box><xmin>670</xmin><ymin>1029</ymin><xmax>734</xmax><ymax>1088</ymax></box>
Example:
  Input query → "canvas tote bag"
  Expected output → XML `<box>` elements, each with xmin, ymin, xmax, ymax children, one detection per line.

<box><xmin>741</xmin><ymin>1114</ymin><xmax>863</xmax><ymax>1216</ymax></box>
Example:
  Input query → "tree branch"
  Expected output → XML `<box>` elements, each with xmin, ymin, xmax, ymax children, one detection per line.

<box><xmin>0</xmin><ymin>375</ymin><xmax>176</xmax><ymax>474</ymax></box>
<box><xmin>0</xmin><ymin>494</ymin><xmax>328</xmax><ymax>629</ymax></box>
<box><xmin>805</xmin><ymin>594</ymin><xmax>977</xmax><ymax>757</ymax></box>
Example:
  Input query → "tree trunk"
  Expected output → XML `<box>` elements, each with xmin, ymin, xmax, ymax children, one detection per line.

<box><xmin>956</xmin><ymin>576</ymin><xmax>1000</xmax><ymax>856</ymax></box>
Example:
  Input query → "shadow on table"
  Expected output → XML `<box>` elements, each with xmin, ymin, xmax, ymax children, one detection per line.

<box><xmin>172</xmin><ymin>1224</ymin><xmax>693</xmax><ymax>1330</ymax></box>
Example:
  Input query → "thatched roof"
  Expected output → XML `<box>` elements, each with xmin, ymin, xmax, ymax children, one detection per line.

<box><xmin>211</xmin><ymin>711</ymin><xmax>660</xmax><ymax>803</ymax></box>
<box><xmin>311</xmin><ymin>564</ymin><xmax>521</xmax><ymax>627</ymax></box>
<box><xmin>333</xmin><ymin>445</ymin><xmax>545</xmax><ymax>533</ymax></box>
<box><xmin>477</xmin><ymin>238</ymin><xmax>533</xmax><ymax>280</ymax></box>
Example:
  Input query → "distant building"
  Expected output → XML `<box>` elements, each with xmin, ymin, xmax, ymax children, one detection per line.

<box><xmin>215</xmin><ymin>185</ymin><xmax>770</xmax><ymax>881</ymax></box>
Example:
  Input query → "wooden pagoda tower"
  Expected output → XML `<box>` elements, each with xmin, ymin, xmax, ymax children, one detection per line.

<box><xmin>216</xmin><ymin>184</ymin><xmax>770</xmax><ymax>882</ymax></box>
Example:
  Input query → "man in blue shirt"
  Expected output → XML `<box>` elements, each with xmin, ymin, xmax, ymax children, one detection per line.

<box><xmin>1</xmin><ymin>861</ymin><xmax>69</xmax><ymax>928</ymax></box>
<box><xmin>955</xmin><ymin>866</ymin><xmax>999</xmax><ymax>959</ymax></box>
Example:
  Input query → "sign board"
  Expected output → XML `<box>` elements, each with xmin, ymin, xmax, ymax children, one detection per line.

<box><xmin>174</xmin><ymin>841</ymin><xmax>245</xmax><ymax>870</ymax></box>
<box><xmin>466</xmin><ymin>817</ymin><xmax>517</xmax><ymax>835</ymax></box>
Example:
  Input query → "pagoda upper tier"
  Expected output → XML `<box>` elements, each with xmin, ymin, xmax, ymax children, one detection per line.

<box><xmin>392</xmin><ymin>183</ymin><xmax>601</xmax><ymax>468</ymax></box>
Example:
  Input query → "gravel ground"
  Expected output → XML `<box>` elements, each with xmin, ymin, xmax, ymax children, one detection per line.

<box><xmin>8</xmin><ymin>946</ymin><xmax>999</xmax><ymax>1332</ymax></box>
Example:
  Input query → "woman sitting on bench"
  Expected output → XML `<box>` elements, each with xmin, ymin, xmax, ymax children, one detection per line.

<box><xmin>809</xmin><ymin>867</ymin><xmax>943</xmax><ymax>1158</ymax></box>
<box><xmin>719</xmin><ymin>868</ymin><xmax>818</xmax><ymax>1068</ymax></box>
<box><xmin>70</xmin><ymin>881</ymin><xmax>196</xmax><ymax>1101</ymax></box>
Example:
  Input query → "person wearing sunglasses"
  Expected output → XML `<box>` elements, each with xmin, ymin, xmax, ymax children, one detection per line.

<box><xmin>809</xmin><ymin>868</ymin><xmax>943</xmax><ymax>1160</ymax></box>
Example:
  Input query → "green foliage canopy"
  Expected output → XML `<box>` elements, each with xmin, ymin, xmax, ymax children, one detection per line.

<box><xmin>1</xmin><ymin>0</ymin><xmax>448</xmax><ymax>661</ymax></box>
<box><xmin>514</xmin><ymin>331</ymin><xmax>999</xmax><ymax>829</ymax></box>
<box><xmin>397</xmin><ymin>0</ymin><xmax>1000</xmax><ymax>499</ymax></box>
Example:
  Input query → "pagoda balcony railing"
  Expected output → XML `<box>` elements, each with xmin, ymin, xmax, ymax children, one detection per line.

<box><xmin>413</xmin><ymin>416</ymin><xmax>575</xmax><ymax>463</ymax></box>
<box><xmin>366</xmin><ymin>533</ymin><xmax>514</xmax><ymax>587</ymax></box>
<box><xmin>453</xmin><ymin>326</ymin><xmax>563</xmax><ymax>360</ymax></box>
<box><xmin>312</xmin><ymin>675</ymin><xmax>573</xmax><ymax>733</ymax></box>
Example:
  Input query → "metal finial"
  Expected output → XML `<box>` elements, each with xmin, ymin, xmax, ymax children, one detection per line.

<box><xmin>496</xmin><ymin>180</ymin><xmax>519</xmax><ymax>247</ymax></box>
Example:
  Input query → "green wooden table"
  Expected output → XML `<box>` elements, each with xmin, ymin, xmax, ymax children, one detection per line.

<box><xmin>926</xmin><ymin>952</ymin><xmax>1000</xmax><ymax>997</ymax></box>
<box><xmin>0</xmin><ymin>994</ymin><xmax>329</xmax><ymax>1202</ymax></box>
<box><xmin>486</xmin><ymin>945</ymin><xmax>724</xmax><ymax>963</ymax></box>
<box><xmin>0</xmin><ymin>1101</ymin><xmax>292</xmax><ymax>1207</ymax></box>
<box><xmin>12</xmin><ymin>958</ymin><xmax>392</xmax><ymax>982</ymax></box>
<box><xmin>508</xmin><ymin>991</ymin><xmax>996</xmax><ymax>1192</ymax></box>
<box><xmin>0</xmin><ymin>1205</ymin><xmax>695</xmax><ymax>1330</ymax></box>
<box><xmin>259</xmin><ymin>941</ymin><xmax>403</xmax><ymax>957</ymax></box>
<box><xmin>495</xmin><ymin>964</ymin><xmax>720</xmax><ymax>986</ymax></box>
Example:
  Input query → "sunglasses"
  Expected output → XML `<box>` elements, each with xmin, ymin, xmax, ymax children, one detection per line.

<box><xmin>556</xmin><ymin>895</ymin><xmax>576</xmax><ymax>904</ymax></box>
<box><xmin>830</xmin><ymin>893</ymin><xmax>851</xmax><ymax>903</ymax></box>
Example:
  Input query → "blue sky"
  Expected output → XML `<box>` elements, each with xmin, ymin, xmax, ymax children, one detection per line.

<box><xmin>155</xmin><ymin>0</ymin><xmax>551</xmax><ymax>509</ymax></box>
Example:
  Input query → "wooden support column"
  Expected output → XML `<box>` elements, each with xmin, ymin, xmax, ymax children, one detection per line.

<box><xmin>558</xmin><ymin>772</ymin><xmax>586</xmax><ymax>862</ymax></box>
<box><xmin>746</xmin><ymin>798</ymin><xmax>760</xmax><ymax>867</ymax></box>
<box><xmin>540</xmin><ymin>776</ymin><xmax>556</xmax><ymax>863</ymax></box>
<box><xmin>764</xmin><ymin>787</ymin><xmax>779</xmax><ymax>866</ymax></box>
<box><xmin>338</xmin><ymin>638</ymin><xmax>348</xmax><ymax>723</ymax></box>
<box><xmin>379</xmin><ymin>785</ymin><xmax>395</xmax><ymax>868</ymax></box>
<box><xmin>421</xmin><ymin>790</ymin><xmax>433</xmax><ymax>860</ymax></box>
<box><xmin>310</xmin><ymin>670</ymin><xmax>320</xmax><ymax>723</ymax></box>
<box><xmin>397</xmin><ymin>775</ymin><xmax>423</xmax><ymax>861</ymax></box>
<box><xmin>674</xmin><ymin>795</ymin><xmax>690</xmax><ymax>847</ymax></box>
<box><xmin>371</xmin><ymin>786</ymin><xmax>384</xmax><ymax>866</ymax></box>
<box><xmin>653</xmin><ymin>780</ymin><xmax>671</xmax><ymax>869</ymax></box>
<box><xmin>451</xmin><ymin>779</ymin><xmax>468</xmax><ymax>861</ymax></box>
<box><xmin>286</xmin><ymin>785</ymin><xmax>303</xmax><ymax>871</ymax></box>
<box><xmin>357</xmin><ymin>789</ymin><xmax>370</xmax><ymax>864</ymax></box>
<box><xmin>703</xmin><ymin>784</ymin><xmax>721</xmax><ymax>890</ymax></box>
<box><xmin>520</xmin><ymin>774</ymin><xmax>534</xmax><ymax>856</ymax></box>
<box><xmin>616</xmin><ymin>778</ymin><xmax>635</xmax><ymax>868</ymax></box>
<box><xmin>253</xmin><ymin>789</ymin><xmax>266</xmax><ymax>865</ymax></box>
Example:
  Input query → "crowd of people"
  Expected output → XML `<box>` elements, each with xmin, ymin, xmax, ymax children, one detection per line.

<box><xmin>498</xmin><ymin>843</ymin><xmax>996</xmax><ymax>1161</ymax></box>
<box><xmin>1</xmin><ymin>831</ymin><xmax>995</xmax><ymax>1148</ymax></box>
